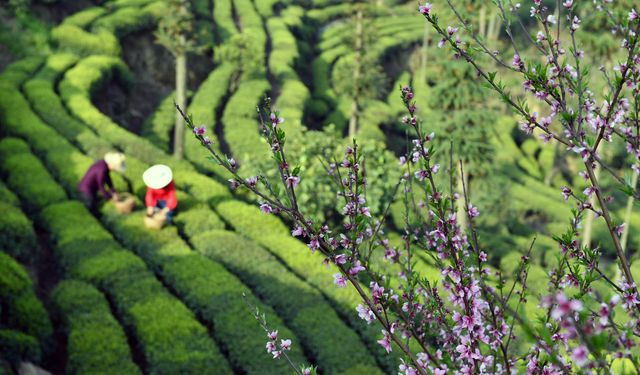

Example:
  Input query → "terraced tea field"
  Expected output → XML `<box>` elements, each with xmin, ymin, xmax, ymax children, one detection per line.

<box><xmin>1</xmin><ymin>0</ymin><xmax>639</xmax><ymax>374</ymax></box>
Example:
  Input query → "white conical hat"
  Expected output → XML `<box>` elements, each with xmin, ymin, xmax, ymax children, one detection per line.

<box><xmin>143</xmin><ymin>164</ymin><xmax>173</xmax><ymax>189</ymax></box>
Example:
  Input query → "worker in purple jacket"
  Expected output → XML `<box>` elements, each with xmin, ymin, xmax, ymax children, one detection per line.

<box><xmin>78</xmin><ymin>152</ymin><xmax>126</xmax><ymax>212</ymax></box>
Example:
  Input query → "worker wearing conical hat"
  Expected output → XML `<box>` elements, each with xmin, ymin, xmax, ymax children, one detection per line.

<box><xmin>78</xmin><ymin>152</ymin><xmax>126</xmax><ymax>212</ymax></box>
<box><xmin>143</xmin><ymin>164</ymin><xmax>177</xmax><ymax>224</ymax></box>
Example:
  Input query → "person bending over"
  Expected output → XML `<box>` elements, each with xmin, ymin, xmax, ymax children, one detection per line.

<box><xmin>143</xmin><ymin>164</ymin><xmax>177</xmax><ymax>224</ymax></box>
<box><xmin>78</xmin><ymin>152</ymin><xmax>126</xmax><ymax>212</ymax></box>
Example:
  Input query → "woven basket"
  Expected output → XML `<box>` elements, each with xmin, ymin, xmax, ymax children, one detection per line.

<box><xmin>144</xmin><ymin>212</ymin><xmax>166</xmax><ymax>230</ymax></box>
<box><xmin>113</xmin><ymin>193</ymin><xmax>135</xmax><ymax>214</ymax></box>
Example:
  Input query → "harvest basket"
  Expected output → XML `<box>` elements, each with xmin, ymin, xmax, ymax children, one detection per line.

<box><xmin>113</xmin><ymin>193</ymin><xmax>135</xmax><ymax>214</ymax></box>
<box><xmin>144</xmin><ymin>212</ymin><xmax>166</xmax><ymax>230</ymax></box>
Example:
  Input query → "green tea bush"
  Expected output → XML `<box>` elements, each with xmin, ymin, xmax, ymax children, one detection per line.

<box><xmin>221</xmin><ymin>78</ymin><xmax>272</xmax><ymax>174</ymax></box>
<box><xmin>212</xmin><ymin>0</ymin><xmax>238</xmax><ymax>42</ymax></box>
<box><xmin>52</xmin><ymin>280</ymin><xmax>141</xmax><ymax>375</ymax></box>
<box><xmin>60</xmin><ymin>7</ymin><xmax>106</xmax><ymax>28</ymax></box>
<box><xmin>174</xmin><ymin>205</ymin><xmax>225</xmax><ymax>238</ymax></box>
<box><xmin>0</xmin><ymin>140</ymin><xmax>67</xmax><ymax>213</ymax></box>
<box><xmin>0</xmin><ymin>202</ymin><xmax>36</xmax><ymax>260</ymax></box>
<box><xmin>51</xmin><ymin>24</ymin><xmax>120</xmax><ymax>56</ymax></box>
<box><xmin>0</xmin><ymin>330</ymin><xmax>41</xmax><ymax>364</ymax></box>
<box><xmin>185</xmin><ymin>63</ymin><xmax>236</xmax><ymax>172</ymax></box>
<box><xmin>90</xmin><ymin>4</ymin><xmax>158</xmax><ymax>37</ymax></box>
<box><xmin>0</xmin><ymin>182</ymin><xmax>19</xmax><ymax>207</ymax></box>
<box><xmin>142</xmin><ymin>92</ymin><xmax>175</xmax><ymax>152</ymax></box>
<box><xmin>0</xmin><ymin>252</ymin><xmax>52</xmax><ymax>344</ymax></box>
<box><xmin>214</xmin><ymin>200</ymin><xmax>396</xmax><ymax>372</ymax></box>
<box><xmin>100</xmin><ymin>208</ymin><xmax>304</xmax><ymax>374</ymax></box>
<box><xmin>40</xmin><ymin>202</ymin><xmax>231</xmax><ymax>374</ymax></box>
<box><xmin>192</xmin><ymin>230</ymin><xmax>384</xmax><ymax>375</ymax></box>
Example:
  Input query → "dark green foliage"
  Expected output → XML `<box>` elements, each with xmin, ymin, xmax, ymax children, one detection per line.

<box><xmin>58</xmin><ymin>55</ymin><xmax>232</xmax><ymax>193</ymax></box>
<box><xmin>0</xmin><ymin>139</ymin><xmax>67</xmax><ymax>213</ymax></box>
<box><xmin>185</xmin><ymin>62</ymin><xmax>236</xmax><ymax>174</ymax></box>
<box><xmin>99</xmin><ymin>208</ymin><xmax>305</xmax><ymax>375</ymax></box>
<box><xmin>192</xmin><ymin>230</ymin><xmax>385</xmax><ymax>375</ymax></box>
<box><xmin>0</xmin><ymin>202</ymin><xmax>36</xmax><ymax>261</ymax></box>
<box><xmin>215</xmin><ymin>200</ymin><xmax>399</xmax><ymax>373</ymax></box>
<box><xmin>40</xmin><ymin>202</ymin><xmax>232</xmax><ymax>374</ymax></box>
<box><xmin>91</xmin><ymin>4</ymin><xmax>158</xmax><ymax>37</ymax></box>
<box><xmin>60</xmin><ymin>7</ymin><xmax>106</xmax><ymax>28</ymax></box>
<box><xmin>0</xmin><ymin>252</ymin><xmax>52</xmax><ymax>345</ymax></box>
<box><xmin>174</xmin><ymin>205</ymin><xmax>226</xmax><ymax>238</ymax></box>
<box><xmin>0</xmin><ymin>182</ymin><xmax>20</xmax><ymax>207</ymax></box>
<box><xmin>142</xmin><ymin>92</ymin><xmax>176</xmax><ymax>152</ymax></box>
<box><xmin>52</xmin><ymin>280</ymin><xmax>141</xmax><ymax>375</ymax></box>
<box><xmin>0</xmin><ymin>330</ymin><xmax>41</xmax><ymax>364</ymax></box>
<box><xmin>51</xmin><ymin>24</ymin><xmax>120</xmax><ymax>56</ymax></box>
<box><xmin>220</xmin><ymin>77</ymin><xmax>272</xmax><ymax>175</ymax></box>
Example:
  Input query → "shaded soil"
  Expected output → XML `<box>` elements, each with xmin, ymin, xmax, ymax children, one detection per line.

<box><xmin>33</xmin><ymin>228</ymin><xmax>66</xmax><ymax>375</ymax></box>
<box><xmin>31</xmin><ymin>0</ymin><xmax>95</xmax><ymax>25</ymax></box>
<box><xmin>93</xmin><ymin>29</ymin><xmax>214</xmax><ymax>135</ymax></box>
<box><xmin>0</xmin><ymin>44</ymin><xmax>13</xmax><ymax>72</ymax></box>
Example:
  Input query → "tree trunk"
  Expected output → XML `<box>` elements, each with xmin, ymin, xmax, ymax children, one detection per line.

<box><xmin>582</xmin><ymin>164</ymin><xmax>601</xmax><ymax>249</ymax></box>
<box><xmin>478</xmin><ymin>5</ymin><xmax>486</xmax><ymax>39</ymax></box>
<box><xmin>620</xmin><ymin>171</ymin><xmax>639</xmax><ymax>252</ymax></box>
<box><xmin>173</xmin><ymin>52</ymin><xmax>187</xmax><ymax>159</ymax></box>
<box><xmin>421</xmin><ymin>22</ymin><xmax>429</xmax><ymax>75</ymax></box>
<box><xmin>349</xmin><ymin>7</ymin><xmax>364</xmax><ymax>138</ymax></box>
<box><xmin>456</xmin><ymin>165</ymin><xmax>469</xmax><ymax>230</ymax></box>
<box><xmin>543</xmin><ymin>142</ymin><xmax>561</xmax><ymax>186</ymax></box>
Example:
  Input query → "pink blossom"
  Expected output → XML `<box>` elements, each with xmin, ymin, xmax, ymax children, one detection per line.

<box><xmin>512</xmin><ymin>54</ymin><xmax>524</xmax><ymax>70</ymax></box>
<box><xmin>571</xmin><ymin>346</ymin><xmax>589</xmax><ymax>366</ymax></box>
<box><xmin>349</xmin><ymin>261</ymin><xmax>366</xmax><ymax>275</ymax></box>
<box><xmin>270</xmin><ymin>113</ymin><xmax>284</xmax><ymax>127</ymax></box>
<box><xmin>551</xmin><ymin>293</ymin><xmax>582</xmax><ymax>320</ymax></box>
<box><xmin>468</xmin><ymin>204</ymin><xmax>479</xmax><ymax>218</ymax></box>
<box><xmin>583</xmin><ymin>186</ymin><xmax>596</xmax><ymax>198</ymax></box>
<box><xmin>260</xmin><ymin>203</ymin><xmax>273</xmax><ymax>214</ymax></box>
<box><xmin>377</xmin><ymin>330</ymin><xmax>392</xmax><ymax>353</ymax></box>
<box><xmin>280</xmin><ymin>339</ymin><xmax>291</xmax><ymax>351</ymax></box>
<box><xmin>418</xmin><ymin>3</ymin><xmax>432</xmax><ymax>15</ymax></box>
<box><xmin>228</xmin><ymin>158</ymin><xmax>237</xmax><ymax>170</ymax></box>
<box><xmin>268</xmin><ymin>330</ymin><xmax>278</xmax><ymax>340</ymax></box>
<box><xmin>308</xmin><ymin>237</ymin><xmax>320</xmax><ymax>253</ymax></box>
<box><xmin>629</xmin><ymin>9</ymin><xmax>638</xmax><ymax>21</ymax></box>
<box><xmin>562</xmin><ymin>0</ymin><xmax>572</xmax><ymax>8</ymax></box>
<box><xmin>193</xmin><ymin>125</ymin><xmax>206</xmax><ymax>135</ymax></box>
<box><xmin>266</xmin><ymin>341</ymin><xmax>276</xmax><ymax>353</ymax></box>
<box><xmin>203</xmin><ymin>136</ymin><xmax>212</xmax><ymax>146</ymax></box>
<box><xmin>356</xmin><ymin>304</ymin><xmax>375</xmax><ymax>324</ymax></box>
<box><xmin>271</xmin><ymin>351</ymin><xmax>281</xmax><ymax>359</ymax></box>
<box><xmin>291</xmin><ymin>226</ymin><xmax>304</xmax><ymax>237</ymax></box>
<box><xmin>561</xmin><ymin>186</ymin><xmax>572</xmax><ymax>201</ymax></box>
<box><xmin>415</xmin><ymin>170</ymin><xmax>428</xmax><ymax>181</ymax></box>
<box><xmin>246</xmin><ymin>176</ymin><xmax>258</xmax><ymax>188</ymax></box>
<box><xmin>286</xmin><ymin>175</ymin><xmax>300</xmax><ymax>188</ymax></box>
<box><xmin>333</xmin><ymin>273</ymin><xmax>347</xmax><ymax>287</ymax></box>
<box><xmin>228</xmin><ymin>179</ymin><xmax>240</xmax><ymax>190</ymax></box>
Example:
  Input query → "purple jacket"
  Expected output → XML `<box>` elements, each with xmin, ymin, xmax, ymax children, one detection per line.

<box><xmin>78</xmin><ymin>160</ymin><xmax>114</xmax><ymax>199</ymax></box>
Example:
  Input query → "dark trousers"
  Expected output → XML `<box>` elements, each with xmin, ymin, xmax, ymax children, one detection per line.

<box><xmin>79</xmin><ymin>191</ymin><xmax>98</xmax><ymax>214</ymax></box>
<box><xmin>155</xmin><ymin>200</ymin><xmax>176</xmax><ymax>223</ymax></box>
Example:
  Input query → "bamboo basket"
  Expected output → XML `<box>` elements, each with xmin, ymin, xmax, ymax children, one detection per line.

<box><xmin>113</xmin><ymin>193</ymin><xmax>135</xmax><ymax>214</ymax></box>
<box><xmin>144</xmin><ymin>212</ymin><xmax>166</xmax><ymax>230</ymax></box>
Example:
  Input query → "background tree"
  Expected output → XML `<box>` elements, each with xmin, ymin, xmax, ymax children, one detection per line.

<box><xmin>333</xmin><ymin>2</ymin><xmax>386</xmax><ymax>137</ymax></box>
<box><xmin>155</xmin><ymin>0</ymin><xmax>199</xmax><ymax>159</ymax></box>
<box><xmin>426</xmin><ymin>50</ymin><xmax>495</xmax><ymax>228</ymax></box>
